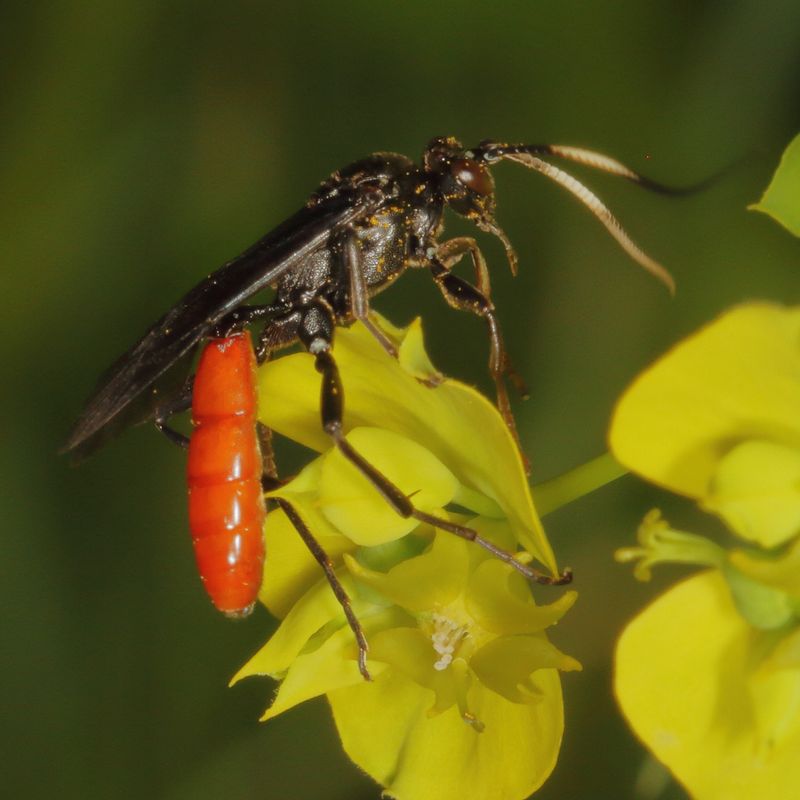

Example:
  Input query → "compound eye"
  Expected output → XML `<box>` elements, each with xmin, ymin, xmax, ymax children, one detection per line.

<box><xmin>451</xmin><ymin>159</ymin><xmax>492</xmax><ymax>195</ymax></box>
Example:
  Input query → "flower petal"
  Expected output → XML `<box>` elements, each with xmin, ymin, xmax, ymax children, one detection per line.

<box><xmin>704</xmin><ymin>439</ymin><xmax>800</xmax><ymax>547</ymax></box>
<box><xmin>259</xmin><ymin>622</ymin><xmax>387</xmax><ymax>721</ymax></box>
<box><xmin>319</xmin><ymin>427</ymin><xmax>459</xmax><ymax>544</ymax></box>
<box><xmin>344</xmin><ymin>531</ymin><xmax>469</xmax><ymax>612</ymax></box>
<box><xmin>616</xmin><ymin>571</ymin><xmax>800</xmax><ymax>800</ymax></box>
<box><xmin>395</xmin><ymin>316</ymin><xmax>444</xmax><ymax>384</ymax></box>
<box><xmin>233</xmin><ymin>574</ymin><xmax>359</xmax><ymax>682</ymax></box>
<box><xmin>609</xmin><ymin>303</ymin><xmax>800</xmax><ymax>508</ymax></box>
<box><xmin>369</xmin><ymin>626</ymin><xmax>439</xmax><ymax>686</ymax></box>
<box><xmin>465</xmin><ymin>559</ymin><xmax>579</xmax><ymax>635</ymax></box>
<box><xmin>471</xmin><ymin>635</ymin><xmax>582</xmax><ymax>704</ymax></box>
<box><xmin>749</xmin><ymin>656</ymin><xmax>800</xmax><ymax>751</ymax></box>
<box><xmin>328</xmin><ymin>667</ymin><xmax>565</xmax><ymax>800</ymax></box>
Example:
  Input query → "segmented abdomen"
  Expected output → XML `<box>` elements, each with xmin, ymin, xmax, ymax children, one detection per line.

<box><xmin>187</xmin><ymin>334</ymin><xmax>266</xmax><ymax>617</ymax></box>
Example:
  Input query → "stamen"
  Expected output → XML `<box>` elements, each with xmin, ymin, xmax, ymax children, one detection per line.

<box><xmin>478</xmin><ymin>218</ymin><xmax>519</xmax><ymax>276</ymax></box>
<box><xmin>431</xmin><ymin>613</ymin><xmax>468</xmax><ymax>671</ymax></box>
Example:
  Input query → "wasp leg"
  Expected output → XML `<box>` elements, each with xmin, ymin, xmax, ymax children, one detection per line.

<box><xmin>254</xmin><ymin>309</ymin><xmax>302</xmax><ymax>364</ymax></box>
<box><xmin>299</xmin><ymin>301</ymin><xmax>569</xmax><ymax>585</ymax></box>
<box><xmin>435</xmin><ymin>236</ymin><xmax>493</xmax><ymax>297</ymax></box>
<box><xmin>340</xmin><ymin>229</ymin><xmax>398</xmax><ymax>358</ymax></box>
<box><xmin>153</xmin><ymin>377</ymin><xmax>194</xmax><ymax>448</ymax></box>
<box><xmin>433</xmin><ymin>239</ymin><xmax>529</xmax><ymax>397</ymax></box>
<box><xmin>256</xmin><ymin>417</ymin><xmax>371</xmax><ymax>680</ymax></box>
<box><xmin>256</xmin><ymin>420</ymin><xmax>280</xmax><ymax>487</ymax></box>
<box><xmin>277</xmin><ymin>498</ymin><xmax>372</xmax><ymax>680</ymax></box>
<box><xmin>429</xmin><ymin>256</ymin><xmax>531</xmax><ymax>472</ymax></box>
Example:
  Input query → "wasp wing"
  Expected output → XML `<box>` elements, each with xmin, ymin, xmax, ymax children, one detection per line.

<box><xmin>63</xmin><ymin>192</ymin><xmax>370</xmax><ymax>456</ymax></box>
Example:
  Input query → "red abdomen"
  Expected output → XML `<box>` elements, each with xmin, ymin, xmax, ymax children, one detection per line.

<box><xmin>187</xmin><ymin>334</ymin><xmax>266</xmax><ymax>617</ymax></box>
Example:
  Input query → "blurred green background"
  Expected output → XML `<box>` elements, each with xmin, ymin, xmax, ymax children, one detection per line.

<box><xmin>2</xmin><ymin>1</ymin><xmax>798</xmax><ymax>798</ymax></box>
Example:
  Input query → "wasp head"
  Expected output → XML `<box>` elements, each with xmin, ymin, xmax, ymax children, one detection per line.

<box><xmin>424</xmin><ymin>136</ymin><xmax>519</xmax><ymax>275</ymax></box>
<box><xmin>423</xmin><ymin>136</ymin><xmax>498</xmax><ymax>222</ymax></box>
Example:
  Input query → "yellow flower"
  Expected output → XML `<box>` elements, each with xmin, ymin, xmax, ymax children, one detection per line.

<box><xmin>610</xmin><ymin>303</ymin><xmax>800</xmax><ymax>800</ymax></box>
<box><xmin>233</xmin><ymin>317</ymin><xmax>578</xmax><ymax>800</ymax></box>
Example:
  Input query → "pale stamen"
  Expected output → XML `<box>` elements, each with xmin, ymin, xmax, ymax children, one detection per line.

<box><xmin>431</xmin><ymin>613</ymin><xmax>468</xmax><ymax>671</ymax></box>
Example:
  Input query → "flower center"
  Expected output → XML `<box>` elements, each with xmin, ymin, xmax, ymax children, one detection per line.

<box><xmin>430</xmin><ymin>612</ymin><xmax>469</xmax><ymax>671</ymax></box>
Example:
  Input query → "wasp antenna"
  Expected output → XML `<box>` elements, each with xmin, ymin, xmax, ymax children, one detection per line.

<box><xmin>480</xmin><ymin>142</ymin><xmax>708</xmax><ymax>197</ymax></box>
<box><xmin>548</xmin><ymin>145</ymin><xmax>652</xmax><ymax>181</ymax></box>
<box><xmin>529</xmin><ymin>144</ymin><xmax>722</xmax><ymax>197</ymax></box>
<box><xmin>504</xmin><ymin>152</ymin><xmax>676</xmax><ymax>294</ymax></box>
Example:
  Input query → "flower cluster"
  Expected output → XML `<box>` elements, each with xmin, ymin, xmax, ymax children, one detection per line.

<box><xmin>232</xmin><ymin>317</ymin><xmax>579</xmax><ymax>800</ymax></box>
<box><xmin>610</xmin><ymin>303</ymin><xmax>800</xmax><ymax>800</ymax></box>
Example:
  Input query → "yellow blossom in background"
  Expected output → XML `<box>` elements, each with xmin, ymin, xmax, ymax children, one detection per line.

<box><xmin>233</xmin><ymin>317</ymin><xmax>579</xmax><ymax>800</ymax></box>
<box><xmin>609</xmin><ymin>303</ymin><xmax>800</xmax><ymax>800</ymax></box>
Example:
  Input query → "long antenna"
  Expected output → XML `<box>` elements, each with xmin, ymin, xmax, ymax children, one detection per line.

<box><xmin>502</xmin><ymin>150</ymin><xmax>675</xmax><ymax>293</ymax></box>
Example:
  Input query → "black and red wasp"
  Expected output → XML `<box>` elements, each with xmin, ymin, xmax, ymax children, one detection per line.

<box><xmin>64</xmin><ymin>136</ymin><xmax>685</xmax><ymax>678</ymax></box>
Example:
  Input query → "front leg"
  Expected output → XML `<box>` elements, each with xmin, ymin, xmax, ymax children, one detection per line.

<box><xmin>428</xmin><ymin>253</ymin><xmax>530</xmax><ymax>469</ymax></box>
<box><xmin>434</xmin><ymin>236</ymin><xmax>493</xmax><ymax>297</ymax></box>
<box><xmin>298</xmin><ymin>300</ymin><xmax>569</xmax><ymax>584</ymax></box>
<box><xmin>432</xmin><ymin>238</ymin><xmax>528</xmax><ymax>394</ymax></box>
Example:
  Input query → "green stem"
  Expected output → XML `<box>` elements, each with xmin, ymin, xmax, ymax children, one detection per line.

<box><xmin>533</xmin><ymin>452</ymin><xmax>628</xmax><ymax>517</ymax></box>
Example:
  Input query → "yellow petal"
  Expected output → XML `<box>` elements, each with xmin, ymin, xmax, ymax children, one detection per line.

<box><xmin>750</xmin><ymin>625</ymin><xmax>800</xmax><ymax>751</ymax></box>
<box><xmin>610</xmin><ymin>303</ymin><xmax>800</xmax><ymax>504</ymax></box>
<box><xmin>328</xmin><ymin>666</ymin><xmax>565</xmax><ymax>800</ymax></box>
<box><xmin>749</xmin><ymin>658</ymin><xmax>800</xmax><ymax>752</ymax></box>
<box><xmin>470</xmin><ymin>634</ymin><xmax>582</xmax><ymax>704</ymax></box>
<box><xmin>396</xmin><ymin>316</ymin><xmax>444</xmax><ymax>384</ymax></box>
<box><xmin>260</xmin><ymin>622</ymin><xmax>386</xmax><ymax>721</ymax></box>
<box><xmin>233</xmin><ymin>573</ymin><xmax>359</xmax><ymax>682</ymax></box>
<box><xmin>704</xmin><ymin>440</ymin><xmax>800</xmax><ymax>547</ymax></box>
<box><xmin>465</xmin><ymin>559</ymin><xmax>578</xmax><ymax>635</ymax></box>
<box><xmin>367</xmin><ymin>627</ymin><xmax>469</xmax><ymax>720</ymax></box>
<box><xmin>616</xmin><ymin>571</ymin><xmax>800</xmax><ymax>799</ymax></box>
<box><xmin>258</xmin><ymin>318</ymin><xmax>559</xmax><ymax>575</ymax></box>
<box><xmin>761</xmin><ymin>625</ymin><xmax>800</xmax><ymax>670</ymax></box>
<box><xmin>344</xmin><ymin>531</ymin><xmax>469</xmax><ymax>612</ymax></box>
<box><xmin>319</xmin><ymin>427</ymin><xmax>459</xmax><ymax>545</ymax></box>
<box><xmin>368</xmin><ymin>627</ymin><xmax>440</xmax><ymax>687</ymax></box>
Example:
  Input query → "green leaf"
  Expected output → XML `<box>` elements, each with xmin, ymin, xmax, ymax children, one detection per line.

<box><xmin>750</xmin><ymin>133</ymin><xmax>800</xmax><ymax>237</ymax></box>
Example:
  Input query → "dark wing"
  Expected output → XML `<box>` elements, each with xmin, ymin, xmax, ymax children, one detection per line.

<box><xmin>63</xmin><ymin>192</ymin><xmax>370</xmax><ymax>456</ymax></box>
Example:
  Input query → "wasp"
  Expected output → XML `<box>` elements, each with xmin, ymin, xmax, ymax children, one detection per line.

<box><xmin>64</xmin><ymin>136</ymin><xmax>684</xmax><ymax>678</ymax></box>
